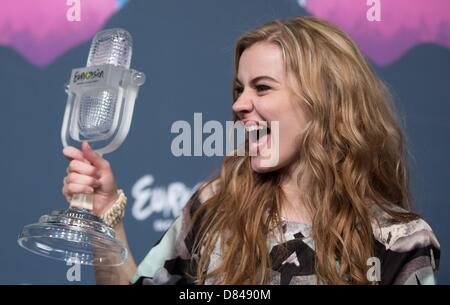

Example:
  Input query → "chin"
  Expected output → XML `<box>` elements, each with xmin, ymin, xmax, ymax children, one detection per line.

<box><xmin>250</xmin><ymin>156</ymin><xmax>280</xmax><ymax>173</ymax></box>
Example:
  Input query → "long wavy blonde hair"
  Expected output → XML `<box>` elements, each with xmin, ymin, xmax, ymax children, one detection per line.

<box><xmin>189</xmin><ymin>16</ymin><xmax>418</xmax><ymax>284</ymax></box>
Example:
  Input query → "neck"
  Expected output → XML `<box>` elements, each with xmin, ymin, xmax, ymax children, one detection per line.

<box><xmin>278</xmin><ymin>161</ymin><xmax>312</xmax><ymax>225</ymax></box>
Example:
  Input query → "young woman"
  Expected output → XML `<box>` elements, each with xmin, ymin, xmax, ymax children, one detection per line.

<box><xmin>62</xmin><ymin>16</ymin><xmax>440</xmax><ymax>285</ymax></box>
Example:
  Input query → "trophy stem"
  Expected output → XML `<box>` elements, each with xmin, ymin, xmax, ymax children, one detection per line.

<box><xmin>71</xmin><ymin>193</ymin><xmax>94</xmax><ymax>210</ymax></box>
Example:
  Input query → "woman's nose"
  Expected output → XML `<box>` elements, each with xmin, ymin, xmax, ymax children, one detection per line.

<box><xmin>232</xmin><ymin>92</ymin><xmax>254</xmax><ymax>115</ymax></box>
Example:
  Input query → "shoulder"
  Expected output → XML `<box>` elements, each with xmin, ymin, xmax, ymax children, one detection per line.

<box><xmin>178</xmin><ymin>178</ymin><xmax>220</xmax><ymax>240</ymax></box>
<box><xmin>183</xmin><ymin>178</ymin><xmax>220</xmax><ymax>216</ymax></box>
<box><xmin>370</xmin><ymin>204</ymin><xmax>440</xmax><ymax>252</ymax></box>
<box><xmin>130</xmin><ymin>180</ymin><xmax>221</xmax><ymax>285</ymax></box>
<box><xmin>197</xmin><ymin>179</ymin><xmax>220</xmax><ymax>203</ymax></box>
<box><xmin>370</xmin><ymin>204</ymin><xmax>441</xmax><ymax>284</ymax></box>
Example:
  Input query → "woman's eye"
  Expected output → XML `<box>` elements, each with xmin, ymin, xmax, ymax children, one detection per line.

<box><xmin>256</xmin><ymin>85</ymin><xmax>271</xmax><ymax>92</ymax></box>
<box><xmin>234</xmin><ymin>87</ymin><xmax>243</xmax><ymax>95</ymax></box>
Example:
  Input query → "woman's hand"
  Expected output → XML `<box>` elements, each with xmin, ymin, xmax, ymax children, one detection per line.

<box><xmin>62</xmin><ymin>141</ymin><xmax>119</xmax><ymax>216</ymax></box>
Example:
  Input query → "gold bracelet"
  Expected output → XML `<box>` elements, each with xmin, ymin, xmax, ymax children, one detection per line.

<box><xmin>101</xmin><ymin>189</ymin><xmax>127</xmax><ymax>228</ymax></box>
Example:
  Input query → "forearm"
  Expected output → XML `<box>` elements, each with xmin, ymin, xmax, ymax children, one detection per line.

<box><xmin>95</xmin><ymin>222</ymin><xmax>137</xmax><ymax>284</ymax></box>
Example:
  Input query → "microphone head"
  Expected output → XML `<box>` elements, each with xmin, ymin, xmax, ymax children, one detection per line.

<box><xmin>79</xmin><ymin>29</ymin><xmax>133</xmax><ymax>138</ymax></box>
<box><xmin>78</xmin><ymin>89</ymin><xmax>117</xmax><ymax>138</ymax></box>
<box><xmin>62</xmin><ymin>28</ymin><xmax>145</xmax><ymax>155</ymax></box>
<box><xmin>87</xmin><ymin>28</ymin><xmax>132</xmax><ymax>69</ymax></box>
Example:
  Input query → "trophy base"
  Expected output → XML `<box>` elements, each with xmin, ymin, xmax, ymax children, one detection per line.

<box><xmin>18</xmin><ymin>207</ymin><xmax>128</xmax><ymax>266</ymax></box>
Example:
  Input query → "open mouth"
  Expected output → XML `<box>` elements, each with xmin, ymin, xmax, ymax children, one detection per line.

<box><xmin>245</xmin><ymin>123</ymin><xmax>271</xmax><ymax>155</ymax></box>
<box><xmin>245</xmin><ymin>124</ymin><xmax>271</xmax><ymax>138</ymax></box>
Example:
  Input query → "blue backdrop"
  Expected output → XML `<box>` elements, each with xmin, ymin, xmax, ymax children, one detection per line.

<box><xmin>0</xmin><ymin>0</ymin><xmax>448</xmax><ymax>284</ymax></box>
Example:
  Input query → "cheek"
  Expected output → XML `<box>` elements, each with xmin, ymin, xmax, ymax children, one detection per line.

<box><xmin>278</xmin><ymin>107</ymin><xmax>305</xmax><ymax>141</ymax></box>
<box><xmin>254</xmin><ymin>95</ymin><xmax>311</xmax><ymax>167</ymax></box>
<box><xmin>277</xmin><ymin>113</ymin><xmax>309</xmax><ymax>162</ymax></box>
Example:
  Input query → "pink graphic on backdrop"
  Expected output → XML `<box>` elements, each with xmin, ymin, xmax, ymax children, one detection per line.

<box><xmin>1</xmin><ymin>1</ymin><xmax>448</xmax><ymax>67</ymax></box>
<box><xmin>299</xmin><ymin>0</ymin><xmax>450</xmax><ymax>65</ymax></box>
<box><xmin>0</xmin><ymin>0</ymin><xmax>124</xmax><ymax>67</ymax></box>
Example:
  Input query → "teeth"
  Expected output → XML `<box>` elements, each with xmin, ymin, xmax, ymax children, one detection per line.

<box><xmin>244</xmin><ymin>123</ymin><xmax>271</xmax><ymax>142</ymax></box>
<box><xmin>244</xmin><ymin>124</ymin><xmax>266</xmax><ymax>132</ymax></box>
<box><xmin>245</xmin><ymin>125</ymin><xmax>263</xmax><ymax>132</ymax></box>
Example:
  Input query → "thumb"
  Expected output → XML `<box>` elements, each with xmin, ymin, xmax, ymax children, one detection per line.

<box><xmin>81</xmin><ymin>141</ymin><xmax>109</xmax><ymax>170</ymax></box>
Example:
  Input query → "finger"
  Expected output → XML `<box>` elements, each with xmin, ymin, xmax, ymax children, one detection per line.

<box><xmin>62</xmin><ymin>183</ymin><xmax>72</xmax><ymax>197</ymax></box>
<box><xmin>62</xmin><ymin>186</ymin><xmax>72</xmax><ymax>203</ymax></box>
<box><xmin>67</xmin><ymin>173</ymin><xmax>101</xmax><ymax>188</ymax></box>
<box><xmin>64</xmin><ymin>183</ymin><xmax>95</xmax><ymax>195</ymax></box>
<box><xmin>82</xmin><ymin>141</ymin><xmax>110</xmax><ymax>171</ymax></box>
<box><xmin>63</xmin><ymin>146</ymin><xmax>89</xmax><ymax>163</ymax></box>
<box><xmin>68</xmin><ymin>159</ymin><xmax>97</xmax><ymax>177</ymax></box>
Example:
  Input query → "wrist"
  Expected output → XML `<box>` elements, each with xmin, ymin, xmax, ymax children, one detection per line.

<box><xmin>101</xmin><ymin>189</ymin><xmax>127</xmax><ymax>228</ymax></box>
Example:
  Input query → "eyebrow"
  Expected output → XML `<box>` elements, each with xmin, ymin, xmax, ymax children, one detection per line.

<box><xmin>234</xmin><ymin>75</ymin><xmax>280</xmax><ymax>85</ymax></box>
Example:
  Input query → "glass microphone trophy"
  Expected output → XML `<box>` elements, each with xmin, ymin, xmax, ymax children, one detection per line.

<box><xmin>17</xmin><ymin>28</ymin><xmax>145</xmax><ymax>266</ymax></box>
